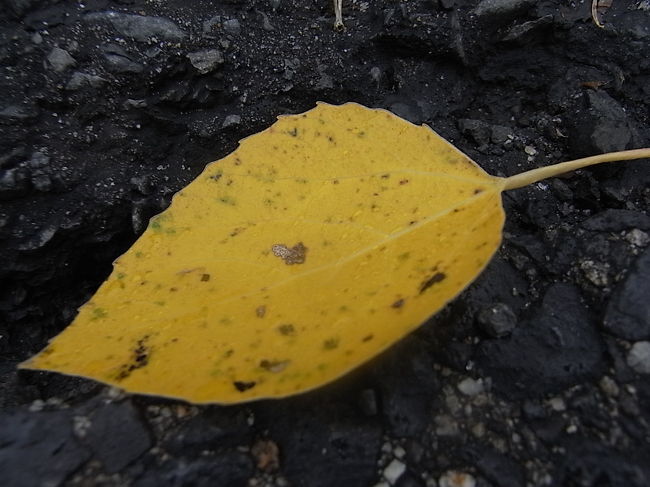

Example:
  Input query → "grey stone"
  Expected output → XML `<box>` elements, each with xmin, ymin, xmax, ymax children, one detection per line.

<box><xmin>370</xmin><ymin>66</ymin><xmax>382</xmax><ymax>84</ymax></box>
<box><xmin>259</xmin><ymin>11</ymin><xmax>275</xmax><ymax>31</ymax></box>
<box><xmin>567</xmin><ymin>91</ymin><xmax>635</xmax><ymax>157</ymax></box>
<box><xmin>502</xmin><ymin>15</ymin><xmax>553</xmax><ymax>44</ymax></box>
<box><xmin>474</xmin><ymin>0</ymin><xmax>534</xmax><ymax>17</ymax></box>
<box><xmin>104</xmin><ymin>53</ymin><xmax>143</xmax><ymax>73</ymax></box>
<box><xmin>0</xmin><ymin>168</ymin><xmax>30</xmax><ymax>200</ymax></box>
<box><xmin>582</xmin><ymin>209</ymin><xmax>650</xmax><ymax>232</ymax></box>
<box><xmin>31</xmin><ymin>173</ymin><xmax>52</xmax><ymax>192</ymax></box>
<box><xmin>66</xmin><ymin>71</ymin><xmax>107</xmax><ymax>90</ymax></box>
<box><xmin>6</xmin><ymin>0</ymin><xmax>37</xmax><ymax>17</ymax></box>
<box><xmin>627</xmin><ymin>342</ymin><xmax>650</xmax><ymax>374</ymax></box>
<box><xmin>46</xmin><ymin>47</ymin><xmax>76</xmax><ymax>72</ymax></box>
<box><xmin>86</xmin><ymin>11</ymin><xmax>186</xmax><ymax>42</ymax></box>
<box><xmin>18</xmin><ymin>225</ymin><xmax>58</xmax><ymax>250</ymax></box>
<box><xmin>617</xmin><ymin>11</ymin><xmax>650</xmax><ymax>39</ymax></box>
<box><xmin>162</xmin><ymin>409</ymin><xmax>252</xmax><ymax>455</ymax></box>
<box><xmin>123</xmin><ymin>99</ymin><xmax>147</xmax><ymax>109</ymax></box>
<box><xmin>101</xmin><ymin>45</ymin><xmax>143</xmax><ymax>73</ymax></box>
<box><xmin>134</xmin><ymin>453</ymin><xmax>253</xmax><ymax>487</ymax></box>
<box><xmin>222</xmin><ymin>115</ymin><xmax>241</xmax><ymax>128</ymax></box>
<box><xmin>223</xmin><ymin>19</ymin><xmax>241</xmax><ymax>36</ymax></box>
<box><xmin>0</xmin><ymin>104</ymin><xmax>36</xmax><ymax>121</ymax></box>
<box><xmin>28</xmin><ymin>151</ymin><xmax>49</xmax><ymax>168</ymax></box>
<box><xmin>0</xmin><ymin>410</ymin><xmax>90</xmax><ymax>487</ymax></box>
<box><xmin>477</xmin><ymin>303</ymin><xmax>517</xmax><ymax>337</ymax></box>
<box><xmin>459</xmin><ymin>119</ymin><xmax>491</xmax><ymax>146</ymax></box>
<box><xmin>477</xmin><ymin>284</ymin><xmax>604</xmax><ymax>397</ymax></box>
<box><xmin>202</xmin><ymin>15</ymin><xmax>222</xmax><ymax>36</ymax></box>
<box><xmin>84</xmin><ymin>401</ymin><xmax>152</xmax><ymax>473</ymax></box>
<box><xmin>604</xmin><ymin>247</ymin><xmax>650</xmax><ymax>340</ymax></box>
<box><xmin>458</xmin><ymin>377</ymin><xmax>486</xmax><ymax>396</ymax></box>
<box><xmin>490</xmin><ymin>125</ymin><xmax>513</xmax><ymax>145</ymax></box>
<box><xmin>187</xmin><ymin>49</ymin><xmax>224</xmax><ymax>74</ymax></box>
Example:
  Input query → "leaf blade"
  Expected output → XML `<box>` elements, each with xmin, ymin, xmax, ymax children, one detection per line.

<box><xmin>22</xmin><ymin>103</ymin><xmax>506</xmax><ymax>403</ymax></box>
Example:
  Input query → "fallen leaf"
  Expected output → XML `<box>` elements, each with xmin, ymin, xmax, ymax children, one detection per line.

<box><xmin>20</xmin><ymin>103</ymin><xmax>650</xmax><ymax>404</ymax></box>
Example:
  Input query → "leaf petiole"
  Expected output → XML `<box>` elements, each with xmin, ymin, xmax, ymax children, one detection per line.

<box><xmin>503</xmin><ymin>148</ymin><xmax>650</xmax><ymax>191</ymax></box>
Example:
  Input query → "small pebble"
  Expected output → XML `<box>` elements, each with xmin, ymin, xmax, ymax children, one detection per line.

<box><xmin>383</xmin><ymin>459</ymin><xmax>406</xmax><ymax>485</ymax></box>
<box><xmin>598</xmin><ymin>375</ymin><xmax>619</xmax><ymax>397</ymax></box>
<box><xmin>625</xmin><ymin>229</ymin><xmax>649</xmax><ymax>247</ymax></box>
<box><xmin>477</xmin><ymin>303</ymin><xmax>516</xmax><ymax>337</ymax></box>
<box><xmin>627</xmin><ymin>341</ymin><xmax>650</xmax><ymax>374</ymax></box>
<box><xmin>439</xmin><ymin>471</ymin><xmax>476</xmax><ymax>487</ymax></box>
<box><xmin>222</xmin><ymin>114</ymin><xmax>241</xmax><ymax>128</ymax></box>
<box><xmin>457</xmin><ymin>377</ymin><xmax>485</xmax><ymax>396</ymax></box>
<box><xmin>548</xmin><ymin>397</ymin><xmax>566</xmax><ymax>411</ymax></box>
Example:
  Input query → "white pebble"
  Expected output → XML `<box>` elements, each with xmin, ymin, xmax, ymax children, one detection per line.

<box><xmin>383</xmin><ymin>459</ymin><xmax>406</xmax><ymax>485</ymax></box>
<box><xmin>439</xmin><ymin>470</ymin><xmax>476</xmax><ymax>487</ymax></box>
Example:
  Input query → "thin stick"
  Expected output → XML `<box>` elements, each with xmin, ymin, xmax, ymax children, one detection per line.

<box><xmin>503</xmin><ymin>148</ymin><xmax>650</xmax><ymax>191</ymax></box>
<box><xmin>334</xmin><ymin>0</ymin><xmax>344</xmax><ymax>31</ymax></box>
<box><xmin>591</xmin><ymin>0</ymin><xmax>604</xmax><ymax>28</ymax></box>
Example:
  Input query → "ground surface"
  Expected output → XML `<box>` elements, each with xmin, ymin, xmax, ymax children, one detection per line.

<box><xmin>1</xmin><ymin>1</ymin><xmax>650</xmax><ymax>486</ymax></box>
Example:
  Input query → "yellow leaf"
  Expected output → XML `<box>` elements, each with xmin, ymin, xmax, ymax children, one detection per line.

<box><xmin>19</xmin><ymin>103</ymin><xmax>650</xmax><ymax>404</ymax></box>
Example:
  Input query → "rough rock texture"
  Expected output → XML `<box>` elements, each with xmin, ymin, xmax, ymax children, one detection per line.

<box><xmin>1</xmin><ymin>1</ymin><xmax>649</xmax><ymax>486</ymax></box>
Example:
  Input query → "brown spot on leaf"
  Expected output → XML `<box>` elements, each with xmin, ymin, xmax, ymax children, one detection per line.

<box><xmin>323</xmin><ymin>337</ymin><xmax>339</xmax><ymax>350</ymax></box>
<box><xmin>272</xmin><ymin>242</ymin><xmax>307</xmax><ymax>265</ymax></box>
<box><xmin>201</xmin><ymin>273</ymin><xmax>211</xmax><ymax>282</ymax></box>
<box><xmin>474</xmin><ymin>188</ymin><xmax>484</xmax><ymax>194</ymax></box>
<box><xmin>277</xmin><ymin>324</ymin><xmax>295</xmax><ymax>336</ymax></box>
<box><xmin>233</xmin><ymin>381</ymin><xmax>256</xmax><ymax>392</ymax></box>
<box><xmin>362</xmin><ymin>334</ymin><xmax>374</xmax><ymax>342</ymax></box>
<box><xmin>399</xmin><ymin>179</ymin><xmax>409</xmax><ymax>185</ymax></box>
<box><xmin>260</xmin><ymin>359</ymin><xmax>291</xmax><ymax>373</ymax></box>
<box><xmin>256</xmin><ymin>305</ymin><xmax>267</xmax><ymax>318</ymax></box>
<box><xmin>419</xmin><ymin>272</ymin><xmax>446</xmax><ymax>294</ymax></box>
<box><xmin>391</xmin><ymin>298</ymin><xmax>405</xmax><ymax>309</ymax></box>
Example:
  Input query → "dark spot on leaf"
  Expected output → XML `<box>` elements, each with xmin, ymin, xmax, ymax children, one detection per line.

<box><xmin>381</xmin><ymin>173</ymin><xmax>390</xmax><ymax>179</ymax></box>
<box><xmin>399</xmin><ymin>179</ymin><xmax>409</xmax><ymax>185</ymax></box>
<box><xmin>323</xmin><ymin>338</ymin><xmax>339</xmax><ymax>350</ymax></box>
<box><xmin>233</xmin><ymin>381</ymin><xmax>256</xmax><ymax>392</ymax></box>
<box><xmin>260</xmin><ymin>359</ymin><xmax>291</xmax><ymax>373</ymax></box>
<box><xmin>391</xmin><ymin>298</ymin><xmax>405</xmax><ymax>309</ymax></box>
<box><xmin>419</xmin><ymin>272</ymin><xmax>447</xmax><ymax>294</ymax></box>
<box><xmin>210</xmin><ymin>172</ymin><xmax>222</xmax><ymax>181</ymax></box>
<box><xmin>201</xmin><ymin>273</ymin><xmax>211</xmax><ymax>282</ymax></box>
<box><xmin>256</xmin><ymin>305</ymin><xmax>267</xmax><ymax>318</ymax></box>
<box><xmin>116</xmin><ymin>336</ymin><xmax>151</xmax><ymax>381</ymax></box>
<box><xmin>288</xmin><ymin>127</ymin><xmax>298</xmax><ymax>137</ymax></box>
<box><xmin>362</xmin><ymin>334</ymin><xmax>374</xmax><ymax>342</ymax></box>
<box><xmin>277</xmin><ymin>324</ymin><xmax>295</xmax><ymax>336</ymax></box>
<box><xmin>474</xmin><ymin>188</ymin><xmax>484</xmax><ymax>194</ymax></box>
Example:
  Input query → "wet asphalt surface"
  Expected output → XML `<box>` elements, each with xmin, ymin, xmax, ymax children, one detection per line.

<box><xmin>1</xmin><ymin>1</ymin><xmax>650</xmax><ymax>486</ymax></box>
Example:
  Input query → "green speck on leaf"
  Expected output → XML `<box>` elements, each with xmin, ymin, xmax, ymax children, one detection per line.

<box><xmin>91</xmin><ymin>308</ymin><xmax>107</xmax><ymax>320</ymax></box>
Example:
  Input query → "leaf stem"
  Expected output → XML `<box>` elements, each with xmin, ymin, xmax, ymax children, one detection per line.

<box><xmin>333</xmin><ymin>0</ymin><xmax>345</xmax><ymax>30</ymax></box>
<box><xmin>503</xmin><ymin>148</ymin><xmax>650</xmax><ymax>191</ymax></box>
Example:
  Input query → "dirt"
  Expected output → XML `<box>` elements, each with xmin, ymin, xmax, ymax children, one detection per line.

<box><xmin>1</xmin><ymin>1</ymin><xmax>650</xmax><ymax>486</ymax></box>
